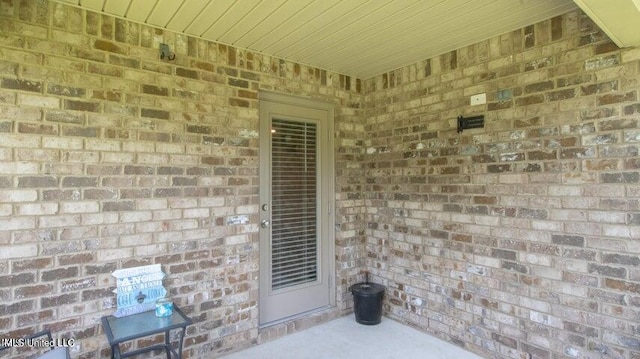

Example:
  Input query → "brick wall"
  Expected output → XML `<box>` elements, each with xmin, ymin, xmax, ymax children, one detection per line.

<box><xmin>363</xmin><ymin>10</ymin><xmax>640</xmax><ymax>359</ymax></box>
<box><xmin>4</xmin><ymin>1</ymin><xmax>640</xmax><ymax>359</ymax></box>
<box><xmin>0</xmin><ymin>0</ymin><xmax>364</xmax><ymax>357</ymax></box>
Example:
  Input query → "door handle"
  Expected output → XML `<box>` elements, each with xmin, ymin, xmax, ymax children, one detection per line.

<box><xmin>261</xmin><ymin>220</ymin><xmax>270</xmax><ymax>228</ymax></box>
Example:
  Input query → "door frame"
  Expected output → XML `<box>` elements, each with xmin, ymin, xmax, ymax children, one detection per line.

<box><xmin>258</xmin><ymin>91</ymin><xmax>336</xmax><ymax>327</ymax></box>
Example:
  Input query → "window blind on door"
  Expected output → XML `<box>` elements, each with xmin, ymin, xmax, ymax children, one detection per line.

<box><xmin>271</xmin><ymin>118</ymin><xmax>318</xmax><ymax>290</ymax></box>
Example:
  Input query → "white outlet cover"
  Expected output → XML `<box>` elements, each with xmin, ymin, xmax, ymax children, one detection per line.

<box><xmin>470</xmin><ymin>93</ymin><xmax>486</xmax><ymax>105</ymax></box>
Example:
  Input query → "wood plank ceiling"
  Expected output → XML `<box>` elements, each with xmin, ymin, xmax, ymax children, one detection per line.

<box><xmin>52</xmin><ymin>0</ymin><xmax>579</xmax><ymax>79</ymax></box>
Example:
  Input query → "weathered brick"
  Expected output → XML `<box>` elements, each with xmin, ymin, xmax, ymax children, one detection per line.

<box><xmin>47</xmin><ymin>84</ymin><xmax>85</xmax><ymax>97</ymax></box>
<box><xmin>0</xmin><ymin>300</ymin><xmax>35</xmax><ymax>316</ymax></box>
<box><xmin>547</xmin><ymin>88</ymin><xmax>575</xmax><ymax>101</ymax></box>
<box><xmin>45</xmin><ymin>109</ymin><xmax>85</xmax><ymax>124</ymax></box>
<box><xmin>109</xmin><ymin>54</ymin><xmax>139</xmax><ymax>68</ymax></box>
<box><xmin>176</xmin><ymin>67</ymin><xmax>198</xmax><ymax>79</ymax></box>
<box><xmin>102</xmin><ymin>201</ymin><xmax>134</xmax><ymax>211</ymax></box>
<box><xmin>64</xmin><ymin>99</ymin><xmax>100</xmax><ymax>112</ymax></box>
<box><xmin>16</xmin><ymin>310</ymin><xmax>54</xmax><ymax>327</ymax></box>
<box><xmin>81</xmin><ymin>288</ymin><xmax>113</xmax><ymax>301</ymax></box>
<box><xmin>14</xmin><ymin>284</ymin><xmax>53</xmax><ymax>298</ymax></box>
<box><xmin>588</xmin><ymin>264</ymin><xmax>626</xmax><ymax>279</ymax></box>
<box><xmin>551</xmin><ymin>234</ymin><xmax>585</xmax><ymax>247</ymax></box>
<box><xmin>605</xmin><ymin>278</ymin><xmax>640</xmax><ymax>294</ymax></box>
<box><xmin>120</xmin><ymin>189</ymin><xmax>151</xmax><ymax>198</ymax></box>
<box><xmin>601</xmin><ymin>172</ymin><xmax>639</xmax><ymax>183</ymax></box>
<box><xmin>91</xmin><ymin>90</ymin><xmax>121</xmax><ymax>102</ymax></box>
<box><xmin>61</xmin><ymin>126</ymin><xmax>98</xmax><ymax>137</ymax></box>
<box><xmin>228</xmin><ymin>78</ymin><xmax>249</xmax><ymax>88</ymax></box>
<box><xmin>17</xmin><ymin>176</ymin><xmax>58</xmax><ymax>188</ymax></box>
<box><xmin>0</xmin><ymin>120</ymin><xmax>11</xmax><ymax>132</ymax></box>
<box><xmin>40</xmin><ymin>293</ymin><xmax>78</xmax><ymax>308</ymax></box>
<box><xmin>186</xmin><ymin>125</ymin><xmax>212</xmax><ymax>134</ymax></box>
<box><xmin>172</xmin><ymin>177</ymin><xmax>197</xmax><ymax>186</ymax></box>
<box><xmin>84</xmin><ymin>263</ymin><xmax>117</xmax><ymax>275</ymax></box>
<box><xmin>154</xmin><ymin>188</ymin><xmax>182</xmax><ymax>197</ymax></box>
<box><xmin>229</xmin><ymin>98</ymin><xmax>250</xmax><ymax>107</ymax></box>
<box><xmin>0</xmin><ymin>273</ymin><xmax>35</xmax><ymax>288</ymax></box>
<box><xmin>524</xmin><ymin>81</ymin><xmax>554</xmax><ymax>93</ymax></box>
<box><xmin>585</xmin><ymin>54</ymin><xmax>620</xmax><ymax>70</ymax></box>
<box><xmin>492</xmin><ymin>332</ymin><xmax>518</xmax><ymax>349</ymax></box>
<box><xmin>94</xmin><ymin>39</ymin><xmax>125</xmax><ymax>54</ymax></box>
<box><xmin>18</xmin><ymin>122</ymin><xmax>58</xmax><ymax>135</ymax></box>
<box><xmin>58</xmin><ymin>253</ymin><xmax>94</xmax><ymax>265</ymax></box>
<box><xmin>237</xmin><ymin>89</ymin><xmax>257</xmax><ymax>99</ymax></box>
<box><xmin>597</xmin><ymin>91</ymin><xmax>637</xmax><ymax>106</ymax></box>
<box><xmin>191</xmin><ymin>60</ymin><xmax>214</xmax><ymax>72</ymax></box>
<box><xmin>141</xmin><ymin>108</ymin><xmax>170</xmax><ymax>120</ymax></box>
<box><xmin>140</xmin><ymin>131</ymin><xmax>171</xmax><ymax>142</ymax></box>
<box><xmin>88</xmin><ymin>63</ymin><xmax>122</xmax><ymax>77</ymax></box>
<box><xmin>12</xmin><ymin>258</ymin><xmax>52</xmax><ymax>272</ymax></box>
<box><xmin>600</xmin><ymin>118</ymin><xmax>637</xmax><ymax>131</ymax></box>
<box><xmin>123</xmin><ymin>165</ymin><xmax>153</xmax><ymax>175</ymax></box>
<box><xmin>142</xmin><ymin>84</ymin><xmax>169</xmax><ymax>96</ymax></box>
<box><xmin>492</xmin><ymin>249</ymin><xmax>516</xmax><ymax>260</ymax></box>
<box><xmin>40</xmin><ymin>189</ymin><xmax>75</xmax><ymax>201</ymax></box>
<box><xmin>602</xmin><ymin>253</ymin><xmax>640</xmax><ymax>266</ymax></box>
<box><xmin>61</xmin><ymin>277</ymin><xmax>96</xmax><ymax>292</ymax></box>
<box><xmin>41</xmin><ymin>267</ymin><xmax>79</xmax><ymax>281</ymax></box>
<box><xmin>1</xmin><ymin>78</ymin><xmax>42</xmax><ymax>92</ymax></box>
<box><xmin>525</xmin><ymin>57</ymin><xmax>553</xmax><ymax>71</ymax></box>
<box><xmin>62</xmin><ymin>176</ymin><xmax>97</xmax><ymax>187</ymax></box>
<box><xmin>515</xmin><ymin>94</ymin><xmax>544</xmax><ymax>106</ymax></box>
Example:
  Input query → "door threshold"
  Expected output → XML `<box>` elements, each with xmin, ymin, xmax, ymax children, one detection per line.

<box><xmin>257</xmin><ymin>306</ymin><xmax>341</xmax><ymax>345</ymax></box>
<box><xmin>259</xmin><ymin>306</ymin><xmax>333</xmax><ymax>329</ymax></box>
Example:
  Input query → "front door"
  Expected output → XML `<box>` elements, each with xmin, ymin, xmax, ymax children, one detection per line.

<box><xmin>258</xmin><ymin>92</ymin><xmax>334</xmax><ymax>326</ymax></box>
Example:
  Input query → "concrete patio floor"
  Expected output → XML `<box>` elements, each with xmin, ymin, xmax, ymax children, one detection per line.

<box><xmin>220</xmin><ymin>315</ymin><xmax>485</xmax><ymax>359</ymax></box>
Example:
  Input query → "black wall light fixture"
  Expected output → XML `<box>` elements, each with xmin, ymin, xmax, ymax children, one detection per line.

<box><xmin>457</xmin><ymin>115</ymin><xmax>484</xmax><ymax>133</ymax></box>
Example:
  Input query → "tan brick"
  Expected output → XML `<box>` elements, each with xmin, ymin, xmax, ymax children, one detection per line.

<box><xmin>0</xmin><ymin>189</ymin><xmax>38</xmax><ymax>202</ymax></box>
<box><xmin>18</xmin><ymin>94</ymin><xmax>60</xmax><ymax>108</ymax></box>
<box><xmin>96</xmin><ymin>248</ymin><xmax>133</xmax><ymax>261</ymax></box>
<box><xmin>0</xmin><ymin>243</ymin><xmax>37</xmax><ymax>259</ymax></box>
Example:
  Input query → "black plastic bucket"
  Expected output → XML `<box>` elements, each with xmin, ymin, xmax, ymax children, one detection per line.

<box><xmin>349</xmin><ymin>282</ymin><xmax>385</xmax><ymax>325</ymax></box>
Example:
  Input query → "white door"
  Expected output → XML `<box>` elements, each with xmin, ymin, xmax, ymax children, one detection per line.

<box><xmin>259</xmin><ymin>93</ymin><xmax>334</xmax><ymax>326</ymax></box>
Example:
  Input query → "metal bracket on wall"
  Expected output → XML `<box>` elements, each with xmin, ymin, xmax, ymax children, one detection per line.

<box><xmin>159</xmin><ymin>43</ymin><xmax>175</xmax><ymax>60</ymax></box>
<box><xmin>457</xmin><ymin>115</ymin><xmax>484</xmax><ymax>133</ymax></box>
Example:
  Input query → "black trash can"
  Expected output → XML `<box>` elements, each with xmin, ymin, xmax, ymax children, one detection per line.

<box><xmin>349</xmin><ymin>282</ymin><xmax>385</xmax><ymax>325</ymax></box>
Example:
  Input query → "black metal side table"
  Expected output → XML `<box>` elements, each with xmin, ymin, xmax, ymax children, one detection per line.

<box><xmin>100</xmin><ymin>305</ymin><xmax>192</xmax><ymax>359</ymax></box>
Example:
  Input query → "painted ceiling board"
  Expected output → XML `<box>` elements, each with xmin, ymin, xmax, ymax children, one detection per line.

<box><xmin>246</xmin><ymin>0</ymin><xmax>342</xmax><ymax>51</ymax></box>
<box><xmin>184</xmin><ymin>1</ymin><xmax>233</xmax><ymax>36</ymax></box>
<box><xmin>124</xmin><ymin>0</ymin><xmax>156</xmax><ymax>23</ymax></box>
<box><xmin>51</xmin><ymin>0</ymin><xmax>638</xmax><ymax>79</ymax></box>
<box><xmin>306</xmin><ymin>0</ymin><xmax>475</xmax><ymax>66</ymax></box>
<box><xmin>145</xmin><ymin>0</ymin><xmax>182</xmax><ymax>27</ymax></box>
<box><xmin>202</xmin><ymin>1</ymin><xmax>262</xmax><ymax>41</ymax></box>
<box><xmin>103</xmin><ymin>0</ymin><xmax>129</xmax><ymax>16</ymax></box>
<box><xmin>289</xmin><ymin>0</ymin><xmax>412</xmax><ymax>62</ymax></box>
<box><xmin>233</xmin><ymin>0</ymin><xmax>315</xmax><ymax>49</ymax></box>
<box><xmin>78</xmin><ymin>0</ymin><xmax>104</xmax><ymax>11</ymax></box>
<box><xmin>261</xmin><ymin>0</ymin><xmax>371</xmax><ymax>55</ymax></box>
<box><xmin>165</xmin><ymin>0</ymin><xmax>211</xmax><ymax>32</ymax></box>
<box><xmin>221</xmin><ymin>0</ymin><xmax>289</xmax><ymax>47</ymax></box>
